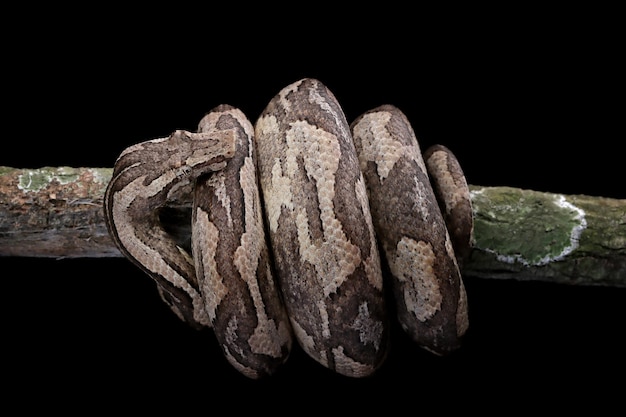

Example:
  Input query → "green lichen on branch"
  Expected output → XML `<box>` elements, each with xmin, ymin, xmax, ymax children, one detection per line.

<box><xmin>465</xmin><ymin>186</ymin><xmax>626</xmax><ymax>287</ymax></box>
<box><xmin>470</xmin><ymin>186</ymin><xmax>586</xmax><ymax>266</ymax></box>
<box><xmin>1</xmin><ymin>167</ymin><xmax>625</xmax><ymax>287</ymax></box>
<box><xmin>17</xmin><ymin>167</ymin><xmax>80</xmax><ymax>192</ymax></box>
<box><xmin>0</xmin><ymin>166</ymin><xmax>116</xmax><ymax>257</ymax></box>
<box><xmin>14</xmin><ymin>166</ymin><xmax>111</xmax><ymax>194</ymax></box>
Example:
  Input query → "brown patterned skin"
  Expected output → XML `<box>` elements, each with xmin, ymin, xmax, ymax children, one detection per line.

<box><xmin>105</xmin><ymin>78</ymin><xmax>473</xmax><ymax>378</ymax></box>
<box><xmin>351</xmin><ymin>104</ymin><xmax>468</xmax><ymax>355</ymax></box>
<box><xmin>423</xmin><ymin>144</ymin><xmax>474</xmax><ymax>265</ymax></box>
<box><xmin>254</xmin><ymin>78</ymin><xmax>390</xmax><ymax>377</ymax></box>
<box><xmin>104</xmin><ymin>128</ymin><xmax>236</xmax><ymax>329</ymax></box>
<box><xmin>192</xmin><ymin>105</ymin><xmax>293</xmax><ymax>378</ymax></box>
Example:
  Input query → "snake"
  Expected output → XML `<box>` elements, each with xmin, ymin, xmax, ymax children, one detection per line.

<box><xmin>104</xmin><ymin>78</ymin><xmax>473</xmax><ymax>379</ymax></box>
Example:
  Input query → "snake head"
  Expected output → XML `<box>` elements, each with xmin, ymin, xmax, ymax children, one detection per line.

<box><xmin>167</xmin><ymin>129</ymin><xmax>237</xmax><ymax>178</ymax></box>
<box><xmin>161</xmin><ymin>129</ymin><xmax>236</xmax><ymax>202</ymax></box>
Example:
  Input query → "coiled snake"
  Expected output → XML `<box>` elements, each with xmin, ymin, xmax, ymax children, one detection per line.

<box><xmin>104</xmin><ymin>78</ymin><xmax>473</xmax><ymax>379</ymax></box>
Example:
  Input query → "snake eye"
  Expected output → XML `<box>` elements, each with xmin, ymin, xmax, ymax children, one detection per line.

<box><xmin>175</xmin><ymin>165</ymin><xmax>192</xmax><ymax>179</ymax></box>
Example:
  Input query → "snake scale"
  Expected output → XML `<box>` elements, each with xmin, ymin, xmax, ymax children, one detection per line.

<box><xmin>104</xmin><ymin>78</ymin><xmax>473</xmax><ymax>379</ymax></box>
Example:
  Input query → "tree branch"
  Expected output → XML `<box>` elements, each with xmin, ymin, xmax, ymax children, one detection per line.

<box><xmin>1</xmin><ymin>166</ymin><xmax>624</xmax><ymax>287</ymax></box>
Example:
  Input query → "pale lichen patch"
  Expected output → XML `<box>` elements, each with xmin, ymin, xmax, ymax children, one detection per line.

<box><xmin>18</xmin><ymin>167</ymin><xmax>80</xmax><ymax>192</ymax></box>
<box><xmin>88</xmin><ymin>168</ymin><xmax>112</xmax><ymax>185</ymax></box>
<box><xmin>0</xmin><ymin>166</ymin><xmax>14</xmax><ymax>176</ymax></box>
<box><xmin>540</xmin><ymin>195</ymin><xmax>587</xmax><ymax>264</ymax></box>
<box><xmin>471</xmin><ymin>187</ymin><xmax>588</xmax><ymax>266</ymax></box>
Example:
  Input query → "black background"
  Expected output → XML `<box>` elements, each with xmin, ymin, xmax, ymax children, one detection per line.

<box><xmin>3</xmin><ymin>6</ymin><xmax>624</xmax><ymax>413</ymax></box>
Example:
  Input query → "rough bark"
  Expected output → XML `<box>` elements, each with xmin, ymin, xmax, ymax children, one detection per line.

<box><xmin>1</xmin><ymin>166</ymin><xmax>625</xmax><ymax>287</ymax></box>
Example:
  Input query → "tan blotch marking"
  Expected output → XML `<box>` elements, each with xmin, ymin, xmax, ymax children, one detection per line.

<box><xmin>205</xmin><ymin>173</ymin><xmax>232</xmax><ymax>228</ymax></box>
<box><xmin>156</xmin><ymin>285</ymin><xmax>185</xmax><ymax>323</ymax></box>
<box><xmin>350</xmin><ymin>302</ymin><xmax>384</xmax><ymax>350</ymax></box>
<box><xmin>257</xmin><ymin>113</ymin><xmax>294</xmax><ymax>234</ymax></box>
<box><xmin>267</xmin><ymin>158</ymin><xmax>293</xmax><ymax>233</ymax></box>
<box><xmin>412</xmin><ymin>176</ymin><xmax>432</xmax><ymax>224</ymax></box>
<box><xmin>354</xmin><ymin>177</ymin><xmax>383</xmax><ymax>290</ymax></box>
<box><xmin>225</xmin><ymin>316</ymin><xmax>243</xmax><ymax>356</ymax></box>
<box><xmin>457</xmin><ymin>279</ymin><xmax>469</xmax><ymax>337</ymax></box>
<box><xmin>222</xmin><ymin>316</ymin><xmax>264</xmax><ymax>377</ymax></box>
<box><xmin>319</xmin><ymin>351</ymin><xmax>329</xmax><ymax>368</ymax></box>
<box><xmin>352</xmin><ymin>111</ymin><xmax>426</xmax><ymax>181</ymax></box>
<box><xmin>194</xmin><ymin>208</ymin><xmax>228</xmax><ymax>323</ymax></box>
<box><xmin>233</xmin><ymin>156</ymin><xmax>287</xmax><ymax>357</ymax></box>
<box><xmin>332</xmin><ymin>346</ymin><xmax>375</xmax><ymax>378</ymax></box>
<box><xmin>444</xmin><ymin>232</ymin><xmax>460</xmax><ymax>272</ymax></box>
<box><xmin>278</xmin><ymin>79</ymin><xmax>303</xmax><ymax>112</ymax></box>
<box><xmin>286</xmin><ymin>120</ymin><xmax>362</xmax><ymax>297</ymax></box>
<box><xmin>425</xmin><ymin>149</ymin><xmax>467</xmax><ymax>215</ymax></box>
<box><xmin>223</xmin><ymin>346</ymin><xmax>258</xmax><ymax>379</ymax></box>
<box><xmin>441</xmin><ymin>232</ymin><xmax>468</xmax><ymax>336</ymax></box>
<box><xmin>389</xmin><ymin>237</ymin><xmax>442</xmax><ymax>322</ymax></box>
<box><xmin>114</xmin><ymin>174</ymin><xmax>209</xmax><ymax>326</ymax></box>
<box><xmin>317</xmin><ymin>299</ymin><xmax>331</xmax><ymax>339</ymax></box>
<box><xmin>290</xmin><ymin>319</ymin><xmax>323</xmax><ymax>365</ymax></box>
<box><xmin>308</xmin><ymin>83</ymin><xmax>351</xmax><ymax>142</ymax></box>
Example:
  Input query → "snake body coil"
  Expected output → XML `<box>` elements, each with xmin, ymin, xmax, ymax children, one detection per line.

<box><xmin>192</xmin><ymin>104</ymin><xmax>292</xmax><ymax>378</ymax></box>
<box><xmin>104</xmin><ymin>78</ymin><xmax>472</xmax><ymax>379</ymax></box>
<box><xmin>104</xmin><ymin>128</ymin><xmax>236</xmax><ymax>328</ymax></box>
<box><xmin>255</xmin><ymin>79</ymin><xmax>389</xmax><ymax>376</ymax></box>
<box><xmin>351</xmin><ymin>105</ymin><xmax>468</xmax><ymax>354</ymax></box>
